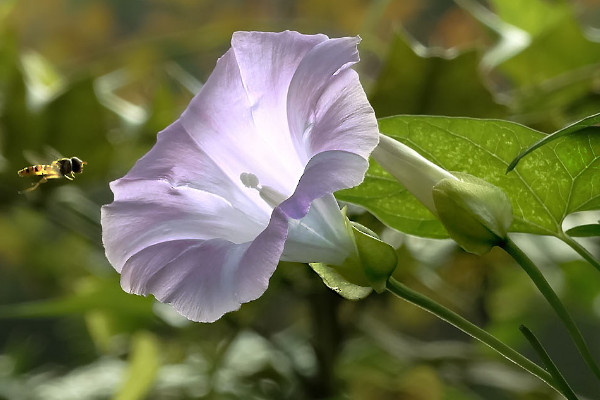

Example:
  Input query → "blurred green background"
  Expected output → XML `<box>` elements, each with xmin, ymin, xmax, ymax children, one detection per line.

<box><xmin>1</xmin><ymin>0</ymin><xmax>600</xmax><ymax>399</ymax></box>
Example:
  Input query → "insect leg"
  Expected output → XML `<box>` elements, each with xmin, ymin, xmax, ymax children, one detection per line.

<box><xmin>19</xmin><ymin>177</ymin><xmax>48</xmax><ymax>193</ymax></box>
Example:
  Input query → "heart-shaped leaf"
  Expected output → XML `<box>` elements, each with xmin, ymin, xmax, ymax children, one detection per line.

<box><xmin>337</xmin><ymin>116</ymin><xmax>600</xmax><ymax>238</ymax></box>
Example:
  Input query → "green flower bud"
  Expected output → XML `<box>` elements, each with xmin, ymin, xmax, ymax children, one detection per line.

<box><xmin>372</xmin><ymin>134</ymin><xmax>512</xmax><ymax>255</ymax></box>
<box><xmin>432</xmin><ymin>173</ymin><xmax>513</xmax><ymax>255</ymax></box>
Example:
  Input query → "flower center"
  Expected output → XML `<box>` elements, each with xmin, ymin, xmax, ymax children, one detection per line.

<box><xmin>240</xmin><ymin>172</ymin><xmax>288</xmax><ymax>209</ymax></box>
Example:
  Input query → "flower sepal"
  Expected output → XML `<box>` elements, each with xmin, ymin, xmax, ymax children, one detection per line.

<box><xmin>309</xmin><ymin>262</ymin><xmax>372</xmax><ymax>300</ymax></box>
<box><xmin>432</xmin><ymin>173</ymin><xmax>513</xmax><ymax>255</ymax></box>
<box><xmin>312</xmin><ymin>211</ymin><xmax>397</xmax><ymax>296</ymax></box>
<box><xmin>351</xmin><ymin>221</ymin><xmax>398</xmax><ymax>293</ymax></box>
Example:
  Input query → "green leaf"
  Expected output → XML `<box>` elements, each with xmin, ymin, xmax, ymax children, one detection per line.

<box><xmin>507</xmin><ymin>112</ymin><xmax>600</xmax><ymax>171</ymax></box>
<box><xmin>20</xmin><ymin>50</ymin><xmax>65</xmax><ymax>109</ymax></box>
<box><xmin>490</xmin><ymin>0</ymin><xmax>600</xmax><ymax>87</ymax></box>
<box><xmin>486</xmin><ymin>0</ymin><xmax>600</xmax><ymax>120</ymax></box>
<box><xmin>369</xmin><ymin>32</ymin><xmax>505</xmax><ymax>118</ymax></box>
<box><xmin>486</xmin><ymin>0</ymin><xmax>569</xmax><ymax>36</ymax></box>
<box><xmin>114</xmin><ymin>332</ymin><xmax>160</xmax><ymax>400</ymax></box>
<box><xmin>338</xmin><ymin>116</ymin><xmax>600</xmax><ymax>238</ymax></box>
<box><xmin>309</xmin><ymin>263</ymin><xmax>372</xmax><ymax>301</ymax></box>
<box><xmin>565</xmin><ymin>224</ymin><xmax>600</xmax><ymax>237</ymax></box>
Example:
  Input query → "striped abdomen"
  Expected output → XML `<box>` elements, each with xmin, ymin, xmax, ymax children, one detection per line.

<box><xmin>18</xmin><ymin>164</ymin><xmax>55</xmax><ymax>177</ymax></box>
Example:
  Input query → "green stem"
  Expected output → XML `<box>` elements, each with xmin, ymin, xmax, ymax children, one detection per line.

<box><xmin>520</xmin><ymin>325</ymin><xmax>579</xmax><ymax>400</ymax></box>
<box><xmin>558</xmin><ymin>232</ymin><xmax>600</xmax><ymax>273</ymax></box>
<box><xmin>501</xmin><ymin>237</ymin><xmax>600</xmax><ymax>382</ymax></box>
<box><xmin>385</xmin><ymin>277</ymin><xmax>562</xmax><ymax>395</ymax></box>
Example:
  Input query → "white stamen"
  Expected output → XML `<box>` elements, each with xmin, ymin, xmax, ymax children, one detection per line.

<box><xmin>240</xmin><ymin>172</ymin><xmax>259</xmax><ymax>188</ymax></box>
<box><xmin>240</xmin><ymin>172</ymin><xmax>288</xmax><ymax>209</ymax></box>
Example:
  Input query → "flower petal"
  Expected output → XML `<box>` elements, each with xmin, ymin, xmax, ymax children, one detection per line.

<box><xmin>305</xmin><ymin>70</ymin><xmax>378</xmax><ymax>159</ymax></box>
<box><xmin>278</xmin><ymin>150</ymin><xmax>369</xmax><ymax>265</ymax></box>
<box><xmin>230</xmin><ymin>31</ymin><xmax>327</xmax><ymax>174</ymax></box>
<box><xmin>114</xmin><ymin>120</ymin><xmax>271</xmax><ymax>220</ymax></box>
<box><xmin>281</xmin><ymin>194</ymin><xmax>354</xmax><ymax>265</ymax></box>
<box><xmin>287</xmin><ymin>36</ymin><xmax>377</xmax><ymax>162</ymax></box>
<box><xmin>120</xmin><ymin>207</ymin><xmax>289</xmax><ymax>322</ymax></box>
<box><xmin>101</xmin><ymin>179</ymin><xmax>266</xmax><ymax>273</ymax></box>
<box><xmin>279</xmin><ymin>150</ymin><xmax>369</xmax><ymax>219</ymax></box>
<box><xmin>180</xmin><ymin>44</ymin><xmax>301</xmax><ymax>197</ymax></box>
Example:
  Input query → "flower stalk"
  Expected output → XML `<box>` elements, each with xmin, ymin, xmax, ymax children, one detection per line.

<box><xmin>501</xmin><ymin>237</ymin><xmax>600</xmax><ymax>383</ymax></box>
<box><xmin>519</xmin><ymin>325</ymin><xmax>580</xmax><ymax>400</ymax></box>
<box><xmin>385</xmin><ymin>277</ymin><xmax>564</xmax><ymax>395</ymax></box>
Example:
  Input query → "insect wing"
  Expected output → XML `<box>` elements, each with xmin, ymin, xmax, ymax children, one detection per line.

<box><xmin>43</xmin><ymin>146</ymin><xmax>63</xmax><ymax>162</ymax></box>
<box><xmin>22</xmin><ymin>149</ymin><xmax>46</xmax><ymax>167</ymax></box>
<box><xmin>22</xmin><ymin>146</ymin><xmax>64</xmax><ymax>167</ymax></box>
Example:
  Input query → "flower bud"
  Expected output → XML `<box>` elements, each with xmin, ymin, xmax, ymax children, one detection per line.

<box><xmin>372</xmin><ymin>133</ymin><xmax>457</xmax><ymax>216</ymax></box>
<box><xmin>432</xmin><ymin>173</ymin><xmax>513</xmax><ymax>255</ymax></box>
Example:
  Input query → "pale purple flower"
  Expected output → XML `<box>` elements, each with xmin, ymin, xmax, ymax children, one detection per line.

<box><xmin>101</xmin><ymin>31</ymin><xmax>378</xmax><ymax>322</ymax></box>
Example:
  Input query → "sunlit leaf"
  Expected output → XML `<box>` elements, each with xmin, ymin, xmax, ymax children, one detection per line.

<box><xmin>369</xmin><ymin>32</ymin><xmax>505</xmax><ymax>118</ymax></box>
<box><xmin>455</xmin><ymin>0</ymin><xmax>531</xmax><ymax>69</ymax></box>
<box><xmin>489</xmin><ymin>0</ymin><xmax>600</xmax><ymax>86</ymax></box>
<box><xmin>20</xmin><ymin>51</ymin><xmax>65</xmax><ymax>110</ymax></box>
<box><xmin>485</xmin><ymin>0</ymin><xmax>600</xmax><ymax>120</ymax></box>
<box><xmin>486</xmin><ymin>0</ymin><xmax>569</xmax><ymax>35</ymax></box>
<box><xmin>95</xmin><ymin>69</ymin><xmax>148</xmax><ymax>125</ymax></box>
<box><xmin>507</xmin><ymin>112</ymin><xmax>600</xmax><ymax>171</ymax></box>
<box><xmin>338</xmin><ymin>116</ymin><xmax>600</xmax><ymax>238</ymax></box>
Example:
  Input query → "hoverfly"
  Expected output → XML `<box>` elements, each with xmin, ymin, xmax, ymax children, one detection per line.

<box><xmin>18</xmin><ymin>156</ymin><xmax>87</xmax><ymax>193</ymax></box>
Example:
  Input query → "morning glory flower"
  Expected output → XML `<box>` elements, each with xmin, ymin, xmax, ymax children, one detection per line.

<box><xmin>101</xmin><ymin>31</ymin><xmax>378</xmax><ymax>322</ymax></box>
